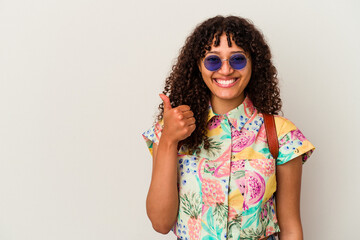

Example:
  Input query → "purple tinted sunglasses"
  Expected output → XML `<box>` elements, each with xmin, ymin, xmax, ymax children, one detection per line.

<box><xmin>203</xmin><ymin>53</ymin><xmax>247</xmax><ymax>71</ymax></box>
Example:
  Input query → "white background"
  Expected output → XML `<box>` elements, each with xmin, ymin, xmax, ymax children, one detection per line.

<box><xmin>0</xmin><ymin>0</ymin><xmax>359</xmax><ymax>239</ymax></box>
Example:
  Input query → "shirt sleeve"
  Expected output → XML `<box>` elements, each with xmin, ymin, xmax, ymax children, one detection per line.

<box><xmin>276</xmin><ymin>117</ymin><xmax>315</xmax><ymax>165</ymax></box>
<box><xmin>141</xmin><ymin>119</ymin><xmax>164</xmax><ymax>157</ymax></box>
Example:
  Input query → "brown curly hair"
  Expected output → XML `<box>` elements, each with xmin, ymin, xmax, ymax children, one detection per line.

<box><xmin>156</xmin><ymin>15</ymin><xmax>282</xmax><ymax>154</ymax></box>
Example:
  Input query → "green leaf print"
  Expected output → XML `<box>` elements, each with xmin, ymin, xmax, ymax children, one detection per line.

<box><xmin>242</xmin><ymin>201</ymin><xmax>261</xmax><ymax>216</ymax></box>
<box><xmin>258</xmin><ymin>147</ymin><xmax>270</xmax><ymax>156</ymax></box>
<box><xmin>180</xmin><ymin>193</ymin><xmax>201</xmax><ymax>218</ymax></box>
<box><xmin>206</xmin><ymin>137</ymin><xmax>222</xmax><ymax>156</ymax></box>
<box><xmin>227</xmin><ymin>219</ymin><xmax>241</xmax><ymax>239</ymax></box>
<box><xmin>216</xmin><ymin>224</ymin><xmax>223</xmax><ymax>239</ymax></box>
<box><xmin>282</xmin><ymin>134</ymin><xmax>290</xmax><ymax>142</ymax></box>
<box><xmin>214</xmin><ymin>203</ymin><xmax>228</xmax><ymax>226</ymax></box>
<box><xmin>240</xmin><ymin>227</ymin><xmax>264</xmax><ymax>239</ymax></box>
<box><xmin>196</xmin><ymin>175</ymin><xmax>202</xmax><ymax>196</ymax></box>
<box><xmin>201</xmin><ymin>208</ymin><xmax>224</xmax><ymax>238</ymax></box>
<box><xmin>201</xmin><ymin>221</ymin><xmax>217</xmax><ymax>238</ymax></box>
<box><xmin>220</xmin><ymin>134</ymin><xmax>230</xmax><ymax>140</ymax></box>
<box><xmin>277</xmin><ymin>151</ymin><xmax>294</xmax><ymax>163</ymax></box>
<box><xmin>220</xmin><ymin>121</ymin><xmax>231</xmax><ymax>136</ymax></box>
<box><xmin>202</xmin><ymin>236</ymin><xmax>218</xmax><ymax>240</ymax></box>
<box><xmin>232</xmin><ymin>170</ymin><xmax>245</xmax><ymax>179</ymax></box>
<box><xmin>204</xmin><ymin>165</ymin><xmax>215</xmax><ymax>174</ymax></box>
<box><xmin>241</xmin><ymin>212</ymin><xmax>257</xmax><ymax>229</ymax></box>
<box><xmin>240</xmin><ymin>201</ymin><xmax>261</xmax><ymax>229</ymax></box>
<box><xmin>207</xmin><ymin>207</ymin><xmax>214</xmax><ymax>229</ymax></box>
<box><xmin>260</xmin><ymin>217</ymin><xmax>270</xmax><ymax>232</ymax></box>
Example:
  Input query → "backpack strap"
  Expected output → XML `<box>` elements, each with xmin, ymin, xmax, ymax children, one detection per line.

<box><xmin>263</xmin><ymin>113</ymin><xmax>279</xmax><ymax>160</ymax></box>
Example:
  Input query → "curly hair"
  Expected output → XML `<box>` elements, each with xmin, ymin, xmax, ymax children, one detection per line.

<box><xmin>156</xmin><ymin>15</ymin><xmax>282</xmax><ymax>154</ymax></box>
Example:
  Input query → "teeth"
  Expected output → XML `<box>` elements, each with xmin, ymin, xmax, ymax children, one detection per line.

<box><xmin>215</xmin><ymin>78</ymin><xmax>236</xmax><ymax>85</ymax></box>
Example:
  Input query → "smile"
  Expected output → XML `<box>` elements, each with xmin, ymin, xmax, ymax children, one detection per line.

<box><xmin>213</xmin><ymin>78</ymin><xmax>239</xmax><ymax>88</ymax></box>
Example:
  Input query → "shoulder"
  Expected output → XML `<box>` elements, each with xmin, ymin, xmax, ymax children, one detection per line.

<box><xmin>272</xmin><ymin>115</ymin><xmax>315</xmax><ymax>165</ymax></box>
<box><xmin>273</xmin><ymin>115</ymin><xmax>298</xmax><ymax>139</ymax></box>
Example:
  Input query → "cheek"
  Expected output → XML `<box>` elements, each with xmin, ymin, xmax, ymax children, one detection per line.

<box><xmin>200</xmin><ymin>70</ymin><xmax>213</xmax><ymax>82</ymax></box>
<box><xmin>242</xmin><ymin>67</ymin><xmax>252</xmax><ymax>82</ymax></box>
<box><xmin>247</xmin><ymin>63</ymin><xmax>252</xmax><ymax>77</ymax></box>
<box><xmin>246</xmin><ymin>69</ymin><xmax>252</xmax><ymax>81</ymax></box>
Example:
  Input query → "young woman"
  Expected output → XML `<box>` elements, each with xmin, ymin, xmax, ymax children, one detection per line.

<box><xmin>142</xmin><ymin>15</ymin><xmax>315</xmax><ymax>240</ymax></box>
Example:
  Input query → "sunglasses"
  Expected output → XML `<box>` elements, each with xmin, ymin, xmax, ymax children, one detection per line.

<box><xmin>203</xmin><ymin>53</ymin><xmax>247</xmax><ymax>72</ymax></box>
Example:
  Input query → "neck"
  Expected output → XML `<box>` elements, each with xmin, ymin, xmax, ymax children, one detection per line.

<box><xmin>211</xmin><ymin>94</ymin><xmax>245</xmax><ymax>115</ymax></box>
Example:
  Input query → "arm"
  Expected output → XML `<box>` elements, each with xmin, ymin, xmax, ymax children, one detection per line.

<box><xmin>146</xmin><ymin>94</ymin><xmax>196</xmax><ymax>234</ymax></box>
<box><xmin>275</xmin><ymin>155</ymin><xmax>303</xmax><ymax>240</ymax></box>
<box><xmin>146</xmin><ymin>137</ymin><xmax>179</xmax><ymax>234</ymax></box>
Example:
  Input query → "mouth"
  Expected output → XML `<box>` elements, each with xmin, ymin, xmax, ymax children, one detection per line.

<box><xmin>213</xmin><ymin>78</ymin><xmax>239</xmax><ymax>88</ymax></box>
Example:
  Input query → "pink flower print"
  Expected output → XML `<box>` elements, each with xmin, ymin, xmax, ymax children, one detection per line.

<box><xmin>201</xmin><ymin>178</ymin><xmax>225</xmax><ymax>206</ymax></box>
<box><xmin>231</xmin><ymin>128</ymin><xmax>256</xmax><ymax>152</ymax></box>
<box><xmin>291</xmin><ymin>129</ymin><xmax>306</xmax><ymax>142</ymax></box>
<box><xmin>249</xmin><ymin>159</ymin><xmax>275</xmax><ymax>177</ymax></box>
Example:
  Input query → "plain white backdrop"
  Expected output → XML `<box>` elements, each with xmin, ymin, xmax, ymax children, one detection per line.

<box><xmin>0</xmin><ymin>0</ymin><xmax>359</xmax><ymax>239</ymax></box>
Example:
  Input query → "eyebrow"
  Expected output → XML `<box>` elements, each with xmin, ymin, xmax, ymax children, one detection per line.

<box><xmin>206</xmin><ymin>50</ymin><xmax>246</xmax><ymax>55</ymax></box>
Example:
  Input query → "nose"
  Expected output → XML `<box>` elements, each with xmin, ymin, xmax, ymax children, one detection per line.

<box><xmin>217</xmin><ymin>60</ymin><xmax>234</xmax><ymax>75</ymax></box>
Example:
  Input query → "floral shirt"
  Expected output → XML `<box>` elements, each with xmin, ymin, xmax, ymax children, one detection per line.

<box><xmin>142</xmin><ymin>96</ymin><xmax>315</xmax><ymax>240</ymax></box>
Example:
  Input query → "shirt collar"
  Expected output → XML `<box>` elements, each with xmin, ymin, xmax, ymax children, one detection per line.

<box><xmin>207</xmin><ymin>96</ymin><xmax>256</xmax><ymax>132</ymax></box>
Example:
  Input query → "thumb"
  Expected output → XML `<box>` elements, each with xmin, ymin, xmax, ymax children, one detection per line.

<box><xmin>159</xmin><ymin>94</ymin><xmax>172</xmax><ymax>112</ymax></box>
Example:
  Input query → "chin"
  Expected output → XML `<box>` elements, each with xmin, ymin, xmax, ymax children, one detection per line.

<box><xmin>214</xmin><ymin>93</ymin><xmax>243</xmax><ymax>101</ymax></box>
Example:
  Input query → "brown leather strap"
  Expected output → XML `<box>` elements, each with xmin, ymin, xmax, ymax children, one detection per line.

<box><xmin>263</xmin><ymin>113</ymin><xmax>279</xmax><ymax>160</ymax></box>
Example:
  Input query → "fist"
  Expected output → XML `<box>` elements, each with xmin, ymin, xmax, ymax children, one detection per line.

<box><xmin>159</xmin><ymin>94</ymin><xmax>196</xmax><ymax>143</ymax></box>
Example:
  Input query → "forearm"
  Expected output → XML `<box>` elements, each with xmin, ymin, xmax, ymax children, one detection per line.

<box><xmin>278</xmin><ymin>221</ymin><xmax>303</xmax><ymax>240</ymax></box>
<box><xmin>276</xmin><ymin>155</ymin><xmax>304</xmax><ymax>240</ymax></box>
<box><xmin>146</xmin><ymin>134</ymin><xmax>179</xmax><ymax>233</ymax></box>
<box><xmin>277</xmin><ymin>197</ymin><xmax>303</xmax><ymax>240</ymax></box>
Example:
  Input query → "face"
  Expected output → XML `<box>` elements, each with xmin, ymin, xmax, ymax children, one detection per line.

<box><xmin>199</xmin><ymin>33</ymin><xmax>252</xmax><ymax>107</ymax></box>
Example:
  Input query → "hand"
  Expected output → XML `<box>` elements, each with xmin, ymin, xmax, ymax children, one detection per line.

<box><xmin>159</xmin><ymin>94</ymin><xmax>196</xmax><ymax>143</ymax></box>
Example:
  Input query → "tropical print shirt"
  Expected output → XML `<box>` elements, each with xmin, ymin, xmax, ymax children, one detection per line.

<box><xmin>142</xmin><ymin>96</ymin><xmax>315</xmax><ymax>240</ymax></box>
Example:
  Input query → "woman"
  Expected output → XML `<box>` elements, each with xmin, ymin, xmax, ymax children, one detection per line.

<box><xmin>142</xmin><ymin>15</ymin><xmax>315</xmax><ymax>240</ymax></box>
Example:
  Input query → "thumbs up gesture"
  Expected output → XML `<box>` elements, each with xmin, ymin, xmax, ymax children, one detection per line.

<box><xmin>159</xmin><ymin>94</ymin><xmax>196</xmax><ymax>143</ymax></box>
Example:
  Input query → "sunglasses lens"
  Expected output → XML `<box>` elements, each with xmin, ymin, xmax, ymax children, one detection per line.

<box><xmin>229</xmin><ymin>54</ymin><xmax>247</xmax><ymax>70</ymax></box>
<box><xmin>204</xmin><ymin>55</ymin><xmax>222</xmax><ymax>71</ymax></box>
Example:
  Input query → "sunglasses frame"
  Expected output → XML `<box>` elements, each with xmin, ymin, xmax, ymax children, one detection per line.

<box><xmin>202</xmin><ymin>53</ymin><xmax>248</xmax><ymax>72</ymax></box>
